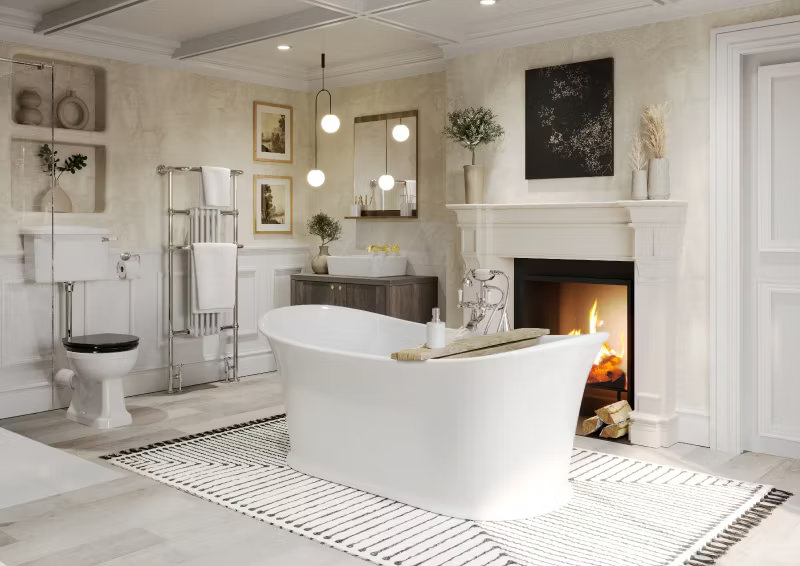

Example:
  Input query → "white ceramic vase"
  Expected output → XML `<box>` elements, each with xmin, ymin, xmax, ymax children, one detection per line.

<box><xmin>464</xmin><ymin>165</ymin><xmax>484</xmax><ymax>204</ymax></box>
<box><xmin>40</xmin><ymin>180</ymin><xmax>73</xmax><ymax>213</ymax></box>
<box><xmin>631</xmin><ymin>169</ymin><xmax>648</xmax><ymax>200</ymax></box>
<box><xmin>647</xmin><ymin>158</ymin><xmax>670</xmax><ymax>200</ymax></box>
<box><xmin>311</xmin><ymin>245</ymin><xmax>330</xmax><ymax>274</ymax></box>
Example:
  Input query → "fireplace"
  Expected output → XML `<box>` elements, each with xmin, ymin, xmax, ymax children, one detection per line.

<box><xmin>514</xmin><ymin>258</ymin><xmax>635</xmax><ymax>428</ymax></box>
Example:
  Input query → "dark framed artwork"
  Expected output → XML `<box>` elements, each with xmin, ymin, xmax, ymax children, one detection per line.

<box><xmin>253</xmin><ymin>175</ymin><xmax>292</xmax><ymax>234</ymax></box>
<box><xmin>525</xmin><ymin>58</ymin><xmax>614</xmax><ymax>179</ymax></box>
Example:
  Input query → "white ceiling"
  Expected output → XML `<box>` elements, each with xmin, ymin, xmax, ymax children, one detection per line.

<box><xmin>0</xmin><ymin>0</ymin><xmax>782</xmax><ymax>90</ymax></box>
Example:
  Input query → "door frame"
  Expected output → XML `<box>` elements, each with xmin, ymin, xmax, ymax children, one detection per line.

<box><xmin>710</xmin><ymin>15</ymin><xmax>800</xmax><ymax>454</ymax></box>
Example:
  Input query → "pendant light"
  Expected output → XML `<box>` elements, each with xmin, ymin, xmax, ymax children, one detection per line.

<box><xmin>317</xmin><ymin>53</ymin><xmax>340</xmax><ymax>134</ymax></box>
<box><xmin>378</xmin><ymin>120</ymin><xmax>395</xmax><ymax>191</ymax></box>
<box><xmin>307</xmin><ymin>53</ymin><xmax>335</xmax><ymax>187</ymax></box>
<box><xmin>392</xmin><ymin>117</ymin><xmax>410</xmax><ymax>142</ymax></box>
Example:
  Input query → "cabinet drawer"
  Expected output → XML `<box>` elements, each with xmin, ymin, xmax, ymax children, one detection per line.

<box><xmin>294</xmin><ymin>280</ymin><xmax>346</xmax><ymax>306</ymax></box>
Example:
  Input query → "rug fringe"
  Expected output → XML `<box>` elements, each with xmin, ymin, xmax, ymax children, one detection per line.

<box><xmin>100</xmin><ymin>413</ymin><xmax>286</xmax><ymax>460</ymax></box>
<box><xmin>684</xmin><ymin>488</ymin><xmax>793</xmax><ymax>565</ymax></box>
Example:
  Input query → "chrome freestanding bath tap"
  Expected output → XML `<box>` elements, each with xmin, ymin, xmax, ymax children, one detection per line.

<box><xmin>457</xmin><ymin>268</ymin><xmax>510</xmax><ymax>335</ymax></box>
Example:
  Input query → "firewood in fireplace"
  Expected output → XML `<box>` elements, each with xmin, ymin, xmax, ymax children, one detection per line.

<box><xmin>599</xmin><ymin>419</ymin><xmax>630</xmax><ymax>439</ymax></box>
<box><xmin>596</xmin><ymin>400</ymin><xmax>632</xmax><ymax>425</ymax></box>
<box><xmin>580</xmin><ymin>415</ymin><xmax>603</xmax><ymax>436</ymax></box>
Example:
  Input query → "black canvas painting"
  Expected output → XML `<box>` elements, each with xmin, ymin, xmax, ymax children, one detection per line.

<box><xmin>525</xmin><ymin>58</ymin><xmax>614</xmax><ymax>179</ymax></box>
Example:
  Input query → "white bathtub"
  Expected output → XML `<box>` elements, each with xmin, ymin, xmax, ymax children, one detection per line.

<box><xmin>258</xmin><ymin>305</ymin><xmax>607</xmax><ymax>521</ymax></box>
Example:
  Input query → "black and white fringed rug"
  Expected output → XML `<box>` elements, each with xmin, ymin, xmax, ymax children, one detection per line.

<box><xmin>102</xmin><ymin>415</ymin><xmax>792</xmax><ymax>566</ymax></box>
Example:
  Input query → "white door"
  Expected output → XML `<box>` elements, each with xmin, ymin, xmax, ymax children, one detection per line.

<box><xmin>742</xmin><ymin>61</ymin><xmax>800</xmax><ymax>458</ymax></box>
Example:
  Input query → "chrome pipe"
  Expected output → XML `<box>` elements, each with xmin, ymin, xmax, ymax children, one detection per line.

<box><xmin>157</xmin><ymin>165</ymin><xmax>244</xmax><ymax>176</ymax></box>
<box><xmin>232</xmin><ymin>173</ymin><xmax>239</xmax><ymax>383</ymax></box>
<box><xmin>167</xmin><ymin>170</ymin><xmax>176</xmax><ymax>393</ymax></box>
<box><xmin>64</xmin><ymin>282</ymin><xmax>74</xmax><ymax>340</ymax></box>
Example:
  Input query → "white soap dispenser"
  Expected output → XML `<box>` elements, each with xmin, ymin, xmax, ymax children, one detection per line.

<box><xmin>426</xmin><ymin>307</ymin><xmax>446</xmax><ymax>349</ymax></box>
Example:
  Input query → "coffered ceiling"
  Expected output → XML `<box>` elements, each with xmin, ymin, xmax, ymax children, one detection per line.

<box><xmin>0</xmin><ymin>0</ymin><xmax>780</xmax><ymax>90</ymax></box>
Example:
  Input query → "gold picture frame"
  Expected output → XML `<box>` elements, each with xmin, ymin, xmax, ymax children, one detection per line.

<box><xmin>253</xmin><ymin>175</ymin><xmax>292</xmax><ymax>234</ymax></box>
<box><xmin>253</xmin><ymin>101</ymin><xmax>293</xmax><ymax>163</ymax></box>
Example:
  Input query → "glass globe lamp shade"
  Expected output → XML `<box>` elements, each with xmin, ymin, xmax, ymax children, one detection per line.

<box><xmin>307</xmin><ymin>169</ymin><xmax>325</xmax><ymax>187</ymax></box>
<box><xmin>392</xmin><ymin>123</ymin><xmax>410</xmax><ymax>142</ymax></box>
<box><xmin>378</xmin><ymin>174</ymin><xmax>395</xmax><ymax>191</ymax></box>
<box><xmin>320</xmin><ymin>114</ymin><xmax>340</xmax><ymax>133</ymax></box>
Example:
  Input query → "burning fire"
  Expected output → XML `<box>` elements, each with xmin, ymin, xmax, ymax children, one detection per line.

<box><xmin>569</xmin><ymin>300</ymin><xmax>626</xmax><ymax>387</ymax></box>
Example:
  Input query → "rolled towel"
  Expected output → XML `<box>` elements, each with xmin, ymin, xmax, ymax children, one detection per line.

<box><xmin>200</xmin><ymin>166</ymin><xmax>231</xmax><ymax>208</ymax></box>
<box><xmin>191</xmin><ymin>243</ymin><xmax>236</xmax><ymax>311</ymax></box>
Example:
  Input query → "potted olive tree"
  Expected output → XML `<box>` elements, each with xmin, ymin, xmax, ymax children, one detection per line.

<box><xmin>307</xmin><ymin>212</ymin><xmax>342</xmax><ymax>274</ymax></box>
<box><xmin>442</xmin><ymin>106</ymin><xmax>504</xmax><ymax>204</ymax></box>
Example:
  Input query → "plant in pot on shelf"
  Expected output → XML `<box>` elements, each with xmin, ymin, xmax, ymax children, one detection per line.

<box><xmin>442</xmin><ymin>106</ymin><xmax>504</xmax><ymax>204</ymax></box>
<box><xmin>628</xmin><ymin>134</ymin><xmax>648</xmax><ymax>200</ymax></box>
<box><xmin>38</xmin><ymin>144</ymin><xmax>88</xmax><ymax>213</ymax></box>
<box><xmin>641</xmin><ymin>103</ymin><xmax>670</xmax><ymax>200</ymax></box>
<box><xmin>307</xmin><ymin>212</ymin><xmax>343</xmax><ymax>274</ymax></box>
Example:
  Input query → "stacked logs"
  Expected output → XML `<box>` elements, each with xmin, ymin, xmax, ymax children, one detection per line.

<box><xmin>581</xmin><ymin>400</ymin><xmax>631</xmax><ymax>439</ymax></box>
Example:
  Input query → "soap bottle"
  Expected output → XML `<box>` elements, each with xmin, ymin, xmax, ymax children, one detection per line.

<box><xmin>426</xmin><ymin>307</ymin><xmax>446</xmax><ymax>349</ymax></box>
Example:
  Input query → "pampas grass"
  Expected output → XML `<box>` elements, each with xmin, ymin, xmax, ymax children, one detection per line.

<box><xmin>642</xmin><ymin>103</ymin><xmax>668</xmax><ymax>159</ymax></box>
<box><xmin>628</xmin><ymin>134</ymin><xmax>647</xmax><ymax>171</ymax></box>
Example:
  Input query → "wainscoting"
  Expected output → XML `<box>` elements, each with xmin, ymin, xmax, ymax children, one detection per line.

<box><xmin>0</xmin><ymin>242</ymin><xmax>309</xmax><ymax>419</ymax></box>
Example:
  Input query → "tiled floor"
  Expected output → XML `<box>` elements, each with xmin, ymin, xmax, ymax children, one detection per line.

<box><xmin>0</xmin><ymin>373</ymin><xmax>798</xmax><ymax>565</ymax></box>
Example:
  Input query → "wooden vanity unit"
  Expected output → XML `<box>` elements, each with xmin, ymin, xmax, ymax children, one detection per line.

<box><xmin>290</xmin><ymin>274</ymin><xmax>438</xmax><ymax>324</ymax></box>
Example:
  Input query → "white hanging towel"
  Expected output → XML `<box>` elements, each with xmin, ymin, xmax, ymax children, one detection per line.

<box><xmin>200</xmin><ymin>166</ymin><xmax>231</xmax><ymax>208</ymax></box>
<box><xmin>192</xmin><ymin>243</ymin><xmax>236</xmax><ymax>312</ymax></box>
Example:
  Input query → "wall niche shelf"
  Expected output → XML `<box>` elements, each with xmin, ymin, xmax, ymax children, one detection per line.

<box><xmin>11</xmin><ymin>54</ymin><xmax>106</xmax><ymax>133</ymax></box>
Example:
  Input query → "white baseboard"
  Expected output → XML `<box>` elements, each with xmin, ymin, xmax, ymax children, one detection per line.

<box><xmin>676</xmin><ymin>407</ymin><xmax>711</xmax><ymax>447</ymax></box>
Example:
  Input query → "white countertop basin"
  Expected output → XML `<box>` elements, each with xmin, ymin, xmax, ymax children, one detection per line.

<box><xmin>327</xmin><ymin>255</ymin><xmax>407</xmax><ymax>277</ymax></box>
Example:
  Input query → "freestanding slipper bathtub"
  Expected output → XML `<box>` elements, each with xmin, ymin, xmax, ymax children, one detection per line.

<box><xmin>258</xmin><ymin>305</ymin><xmax>607</xmax><ymax>521</ymax></box>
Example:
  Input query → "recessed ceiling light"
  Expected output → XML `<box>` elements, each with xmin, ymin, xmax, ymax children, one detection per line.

<box><xmin>479</xmin><ymin>0</ymin><xmax>496</xmax><ymax>5</ymax></box>
<box><xmin>277</xmin><ymin>45</ymin><xmax>291</xmax><ymax>51</ymax></box>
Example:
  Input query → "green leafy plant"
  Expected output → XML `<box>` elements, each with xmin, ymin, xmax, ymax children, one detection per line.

<box><xmin>38</xmin><ymin>144</ymin><xmax>88</xmax><ymax>182</ymax></box>
<box><xmin>442</xmin><ymin>106</ymin><xmax>505</xmax><ymax>165</ymax></box>
<box><xmin>307</xmin><ymin>212</ymin><xmax>342</xmax><ymax>246</ymax></box>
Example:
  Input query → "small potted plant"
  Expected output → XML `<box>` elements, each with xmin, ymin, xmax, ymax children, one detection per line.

<box><xmin>38</xmin><ymin>143</ymin><xmax>88</xmax><ymax>213</ymax></box>
<box><xmin>307</xmin><ymin>212</ymin><xmax>343</xmax><ymax>274</ymax></box>
<box><xmin>442</xmin><ymin>106</ymin><xmax>504</xmax><ymax>204</ymax></box>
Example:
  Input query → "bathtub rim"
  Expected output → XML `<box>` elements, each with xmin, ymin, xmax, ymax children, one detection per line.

<box><xmin>259</xmin><ymin>304</ymin><xmax>609</xmax><ymax>363</ymax></box>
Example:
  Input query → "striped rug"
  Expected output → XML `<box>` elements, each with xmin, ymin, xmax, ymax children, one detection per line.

<box><xmin>103</xmin><ymin>415</ymin><xmax>791</xmax><ymax>566</ymax></box>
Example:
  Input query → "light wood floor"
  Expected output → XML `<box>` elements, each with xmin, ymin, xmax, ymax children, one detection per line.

<box><xmin>0</xmin><ymin>373</ymin><xmax>798</xmax><ymax>566</ymax></box>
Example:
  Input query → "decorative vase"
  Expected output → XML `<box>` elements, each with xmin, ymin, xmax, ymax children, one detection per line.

<box><xmin>39</xmin><ymin>180</ymin><xmax>73</xmax><ymax>213</ymax></box>
<box><xmin>311</xmin><ymin>245</ymin><xmax>330</xmax><ymax>274</ymax></box>
<box><xmin>464</xmin><ymin>164</ymin><xmax>484</xmax><ymax>204</ymax></box>
<box><xmin>631</xmin><ymin>169</ymin><xmax>648</xmax><ymax>200</ymax></box>
<box><xmin>16</xmin><ymin>88</ymin><xmax>43</xmax><ymax>126</ymax></box>
<box><xmin>647</xmin><ymin>158</ymin><xmax>670</xmax><ymax>200</ymax></box>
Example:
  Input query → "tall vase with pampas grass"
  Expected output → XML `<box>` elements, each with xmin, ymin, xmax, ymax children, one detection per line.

<box><xmin>628</xmin><ymin>134</ymin><xmax>648</xmax><ymax>200</ymax></box>
<box><xmin>642</xmin><ymin>103</ymin><xmax>670</xmax><ymax>200</ymax></box>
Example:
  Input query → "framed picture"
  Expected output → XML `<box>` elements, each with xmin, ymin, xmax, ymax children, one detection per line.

<box><xmin>525</xmin><ymin>58</ymin><xmax>614</xmax><ymax>179</ymax></box>
<box><xmin>253</xmin><ymin>101</ymin><xmax>293</xmax><ymax>163</ymax></box>
<box><xmin>253</xmin><ymin>175</ymin><xmax>292</xmax><ymax>234</ymax></box>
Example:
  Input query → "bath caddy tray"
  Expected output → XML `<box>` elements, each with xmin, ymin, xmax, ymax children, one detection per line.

<box><xmin>391</xmin><ymin>328</ymin><xmax>549</xmax><ymax>361</ymax></box>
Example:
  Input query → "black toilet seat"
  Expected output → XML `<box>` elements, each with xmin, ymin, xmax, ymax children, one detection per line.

<box><xmin>63</xmin><ymin>333</ymin><xmax>139</xmax><ymax>354</ymax></box>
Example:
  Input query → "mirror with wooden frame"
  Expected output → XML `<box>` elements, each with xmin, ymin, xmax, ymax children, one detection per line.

<box><xmin>352</xmin><ymin>110</ymin><xmax>418</xmax><ymax>219</ymax></box>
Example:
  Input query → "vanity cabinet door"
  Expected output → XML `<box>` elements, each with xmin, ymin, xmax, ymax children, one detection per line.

<box><xmin>345</xmin><ymin>284</ymin><xmax>387</xmax><ymax>314</ymax></box>
<box><xmin>293</xmin><ymin>280</ymin><xmax>344</xmax><ymax>306</ymax></box>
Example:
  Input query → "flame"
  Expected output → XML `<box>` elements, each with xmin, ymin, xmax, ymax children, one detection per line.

<box><xmin>570</xmin><ymin>299</ymin><xmax>626</xmax><ymax>385</ymax></box>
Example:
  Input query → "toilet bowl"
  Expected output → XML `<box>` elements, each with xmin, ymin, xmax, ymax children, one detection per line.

<box><xmin>63</xmin><ymin>333</ymin><xmax>139</xmax><ymax>429</ymax></box>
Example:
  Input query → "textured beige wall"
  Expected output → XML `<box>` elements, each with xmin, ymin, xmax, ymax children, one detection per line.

<box><xmin>0</xmin><ymin>42</ymin><xmax>314</xmax><ymax>253</ymax></box>
<box><xmin>312</xmin><ymin>72</ymin><xmax>459</xmax><ymax>321</ymax></box>
<box><xmin>444</xmin><ymin>0</ymin><xmax>800</xmax><ymax>415</ymax></box>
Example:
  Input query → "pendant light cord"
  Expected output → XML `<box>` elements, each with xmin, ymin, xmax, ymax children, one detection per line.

<box><xmin>385</xmin><ymin>119</ymin><xmax>389</xmax><ymax>174</ymax></box>
<box><xmin>313</xmin><ymin>53</ymin><xmax>334</xmax><ymax>168</ymax></box>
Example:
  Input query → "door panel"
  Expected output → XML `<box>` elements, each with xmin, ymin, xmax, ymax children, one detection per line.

<box><xmin>346</xmin><ymin>284</ymin><xmax>386</xmax><ymax>314</ymax></box>
<box><xmin>743</xmin><ymin>61</ymin><xmax>800</xmax><ymax>457</ymax></box>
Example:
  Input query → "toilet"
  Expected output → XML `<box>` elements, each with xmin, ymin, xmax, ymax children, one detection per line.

<box><xmin>63</xmin><ymin>334</ymin><xmax>139</xmax><ymax>429</ymax></box>
<box><xmin>21</xmin><ymin>225</ymin><xmax>140</xmax><ymax>430</ymax></box>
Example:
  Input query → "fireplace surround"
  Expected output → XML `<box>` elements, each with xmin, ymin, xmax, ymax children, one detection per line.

<box><xmin>448</xmin><ymin>200</ymin><xmax>687</xmax><ymax>448</ymax></box>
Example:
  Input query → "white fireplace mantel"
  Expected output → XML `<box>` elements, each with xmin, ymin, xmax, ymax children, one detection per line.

<box><xmin>447</xmin><ymin>200</ymin><xmax>688</xmax><ymax>448</ymax></box>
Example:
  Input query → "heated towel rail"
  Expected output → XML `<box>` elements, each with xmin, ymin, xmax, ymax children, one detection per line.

<box><xmin>158</xmin><ymin>164</ymin><xmax>244</xmax><ymax>393</ymax></box>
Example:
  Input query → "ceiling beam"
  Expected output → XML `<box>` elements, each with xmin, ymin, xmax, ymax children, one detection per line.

<box><xmin>173</xmin><ymin>7</ymin><xmax>354</xmax><ymax>60</ymax></box>
<box><xmin>34</xmin><ymin>0</ymin><xmax>154</xmax><ymax>35</ymax></box>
